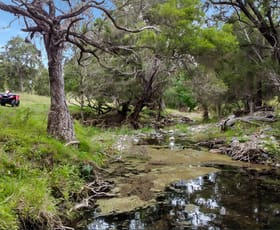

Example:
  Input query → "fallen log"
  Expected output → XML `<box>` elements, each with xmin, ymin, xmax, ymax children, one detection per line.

<box><xmin>220</xmin><ymin>112</ymin><xmax>276</xmax><ymax>131</ymax></box>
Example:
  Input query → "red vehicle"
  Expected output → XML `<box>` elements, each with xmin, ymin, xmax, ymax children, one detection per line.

<box><xmin>0</xmin><ymin>91</ymin><xmax>20</xmax><ymax>107</ymax></box>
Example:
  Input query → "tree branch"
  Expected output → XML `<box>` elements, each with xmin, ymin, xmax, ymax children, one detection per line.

<box><xmin>93</xmin><ymin>4</ymin><xmax>159</xmax><ymax>33</ymax></box>
<box><xmin>0</xmin><ymin>2</ymin><xmax>30</xmax><ymax>17</ymax></box>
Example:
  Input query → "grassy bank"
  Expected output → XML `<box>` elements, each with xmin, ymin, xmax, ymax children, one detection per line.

<box><xmin>1</xmin><ymin>94</ymin><xmax>280</xmax><ymax>229</ymax></box>
<box><xmin>0</xmin><ymin>94</ymin><xmax>118</xmax><ymax>229</ymax></box>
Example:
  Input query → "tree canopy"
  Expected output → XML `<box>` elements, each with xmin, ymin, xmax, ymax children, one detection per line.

<box><xmin>0</xmin><ymin>36</ymin><xmax>42</xmax><ymax>92</ymax></box>
<box><xmin>0</xmin><ymin>0</ymin><xmax>279</xmax><ymax>136</ymax></box>
<box><xmin>0</xmin><ymin>0</ymin><xmax>156</xmax><ymax>142</ymax></box>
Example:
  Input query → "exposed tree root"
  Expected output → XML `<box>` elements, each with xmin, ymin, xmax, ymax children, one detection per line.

<box><xmin>71</xmin><ymin>173</ymin><xmax>115</xmax><ymax>212</ymax></box>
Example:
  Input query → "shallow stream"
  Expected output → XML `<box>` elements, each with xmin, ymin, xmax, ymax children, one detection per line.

<box><xmin>83</xmin><ymin>133</ymin><xmax>280</xmax><ymax>230</ymax></box>
<box><xmin>86</xmin><ymin>165</ymin><xmax>280</xmax><ymax>229</ymax></box>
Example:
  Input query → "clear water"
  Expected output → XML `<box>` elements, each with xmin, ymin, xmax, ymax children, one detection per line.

<box><xmin>85</xmin><ymin>166</ymin><xmax>280</xmax><ymax>230</ymax></box>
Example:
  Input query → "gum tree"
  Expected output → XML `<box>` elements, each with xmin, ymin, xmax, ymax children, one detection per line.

<box><xmin>2</xmin><ymin>36</ymin><xmax>42</xmax><ymax>92</ymax></box>
<box><xmin>0</xmin><ymin>0</ymin><xmax>153</xmax><ymax>142</ymax></box>
<box><xmin>207</xmin><ymin>0</ymin><xmax>280</xmax><ymax>110</ymax></box>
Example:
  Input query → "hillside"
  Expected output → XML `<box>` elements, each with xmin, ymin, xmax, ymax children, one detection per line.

<box><xmin>0</xmin><ymin>94</ymin><xmax>114</xmax><ymax>230</ymax></box>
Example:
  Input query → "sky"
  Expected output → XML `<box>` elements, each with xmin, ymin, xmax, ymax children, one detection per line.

<box><xmin>0</xmin><ymin>1</ymin><xmax>106</xmax><ymax>65</ymax></box>
<box><xmin>0</xmin><ymin>11</ymin><xmax>25</xmax><ymax>48</ymax></box>
<box><xmin>0</xmin><ymin>10</ymin><xmax>48</xmax><ymax>66</ymax></box>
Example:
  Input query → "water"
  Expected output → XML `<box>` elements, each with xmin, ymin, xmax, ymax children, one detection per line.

<box><xmin>86</xmin><ymin>166</ymin><xmax>280</xmax><ymax>230</ymax></box>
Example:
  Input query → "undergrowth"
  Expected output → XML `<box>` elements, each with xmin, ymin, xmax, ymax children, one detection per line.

<box><xmin>0</xmin><ymin>94</ymin><xmax>117</xmax><ymax>230</ymax></box>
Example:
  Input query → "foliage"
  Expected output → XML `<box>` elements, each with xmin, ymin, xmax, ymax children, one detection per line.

<box><xmin>145</xmin><ymin>0</ymin><xmax>238</xmax><ymax>119</ymax></box>
<box><xmin>0</xmin><ymin>36</ymin><xmax>42</xmax><ymax>92</ymax></box>
<box><xmin>208</xmin><ymin>0</ymin><xmax>280</xmax><ymax>64</ymax></box>
<box><xmin>164</xmin><ymin>72</ymin><xmax>197</xmax><ymax>111</ymax></box>
<box><xmin>148</xmin><ymin>0</ymin><xmax>238</xmax><ymax>57</ymax></box>
<box><xmin>64</xmin><ymin>24</ymin><xmax>173</xmax><ymax>123</ymax></box>
<box><xmin>33</xmin><ymin>68</ymin><xmax>50</xmax><ymax>96</ymax></box>
<box><xmin>63</xmin><ymin>0</ymin><xmax>238</xmax><ymax>123</ymax></box>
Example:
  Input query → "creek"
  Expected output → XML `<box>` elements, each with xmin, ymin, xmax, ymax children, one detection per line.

<box><xmin>82</xmin><ymin>133</ymin><xmax>280</xmax><ymax>230</ymax></box>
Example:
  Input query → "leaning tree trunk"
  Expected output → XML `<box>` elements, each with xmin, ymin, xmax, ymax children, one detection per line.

<box><xmin>46</xmin><ymin>43</ymin><xmax>76</xmax><ymax>142</ymax></box>
<box><xmin>129</xmin><ymin>99</ymin><xmax>145</xmax><ymax>128</ymax></box>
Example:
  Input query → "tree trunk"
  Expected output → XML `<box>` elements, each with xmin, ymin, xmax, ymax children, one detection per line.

<box><xmin>202</xmin><ymin>104</ymin><xmax>209</xmax><ymax>121</ymax></box>
<box><xmin>216</xmin><ymin>104</ymin><xmax>221</xmax><ymax>118</ymax></box>
<box><xmin>79</xmin><ymin>73</ymin><xmax>85</xmax><ymax>122</ymax></box>
<box><xmin>156</xmin><ymin>98</ymin><xmax>165</xmax><ymax>121</ymax></box>
<box><xmin>249</xmin><ymin>99</ymin><xmax>255</xmax><ymax>115</ymax></box>
<box><xmin>255</xmin><ymin>80</ymin><xmax>262</xmax><ymax>107</ymax></box>
<box><xmin>244</xmin><ymin>98</ymin><xmax>250</xmax><ymax>112</ymax></box>
<box><xmin>119</xmin><ymin>101</ymin><xmax>130</xmax><ymax>118</ymax></box>
<box><xmin>80</xmin><ymin>90</ymin><xmax>85</xmax><ymax>122</ymax></box>
<box><xmin>19</xmin><ymin>67</ymin><xmax>24</xmax><ymax>92</ymax></box>
<box><xmin>129</xmin><ymin>99</ymin><xmax>145</xmax><ymax>128</ymax></box>
<box><xmin>46</xmin><ymin>42</ymin><xmax>76</xmax><ymax>142</ymax></box>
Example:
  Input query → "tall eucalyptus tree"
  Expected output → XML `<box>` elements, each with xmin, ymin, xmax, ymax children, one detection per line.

<box><xmin>2</xmin><ymin>36</ymin><xmax>41</xmax><ymax>92</ymax></box>
<box><xmin>207</xmin><ymin>0</ymin><xmax>280</xmax><ymax>110</ymax></box>
<box><xmin>0</xmin><ymin>0</ymin><xmax>154</xmax><ymax>142</ymax></box>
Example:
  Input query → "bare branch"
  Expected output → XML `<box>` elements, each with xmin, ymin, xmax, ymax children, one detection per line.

<box><xmin>56</xmin><ymin>2</ymin><xmax>93</xmax><ymax>22</ymax></box>
<box><xmin>93</xmin><ymin>4</ymin><xmax>159</xmax><ymax>33</ymax></box>
<box><xmin>0</xmin><ymin>2</ymin><xmax>30</xmax><ymax>17</ymax></box>
<box><xmin>0</xmin><ymin>16</ymin><xmax>18</xmax><ymax>29</ymax></box>
<box><xmin>48</xmin><ymin>0</ymin><xmax>55</xmax><ymax>18</ymax></box>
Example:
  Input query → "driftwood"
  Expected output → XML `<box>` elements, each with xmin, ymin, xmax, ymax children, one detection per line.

<box><xmin>64</xmin><ymin>140</ymin><xmax>80</xmax><ymax>147</ymax></box>
<box><xmin>196</xmin><ymin>138</ymin><xmax>225</xmax><ymax>149</ymax></box>
<box><xmin>228</xmin><ymin>137</ymin><xmax>269</xmax><ymax>163</ymax></box>
<box><xmin>231</xmin><ymin>148</ymin><xmax>266</xmax><ymax>162</ymax></box>
<box><xmin>220</xmin><ymin>111</ymin><xmax>276</xmax><ymax>131</ymax></box>
<box><xmin>70</xmin><ymin>174</ymin><xmax>115</xmax><ymax>212</ymax></box>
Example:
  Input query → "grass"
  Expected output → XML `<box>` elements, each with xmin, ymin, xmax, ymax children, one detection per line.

<box><xmin>2</xmin><ymin>94</ymin><xmax>280</xmax><ymax>229</ymax></box>
<box><xmin>0</xmin><ymin>94</ymin><xmax>119</xmax><ymax>229</ymax></box>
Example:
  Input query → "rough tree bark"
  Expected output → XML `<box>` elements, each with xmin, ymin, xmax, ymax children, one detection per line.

<box><xmin>129</xmin><ymin>99</ymin><xmax>146</xmax><ymax>125</ymax></box>
<box><xmin>46</xmin><ymin>34</ymin><xmax>75</xmax><ymax>141</ymax></box>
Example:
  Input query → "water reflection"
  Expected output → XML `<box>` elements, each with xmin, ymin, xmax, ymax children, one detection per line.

<box><xmin>168</xmin><ymin>173</ymin><xmax>221</xmax><ymax>229</ymax></box>
<box><xmin>87</xmin><ymin>219</ymin><xmax>112</xmax><ymax>230</ymax></box>
<box><xmin>86</xmin><ymin>168</ymin><xmax>280</xmax><ymax>230</ymax></box>
<box><xmin>129</xmin><ymin>212</ymin><xmax>145</xmax><ymax>230</ymax></box>
<box><xmin>87</xmin><ymin>212</ymin><xmax>145</xmax><ymax>230</ymax></box>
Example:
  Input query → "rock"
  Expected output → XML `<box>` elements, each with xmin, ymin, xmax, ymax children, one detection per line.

<box><xmin>184</xmin><ymin>204</ymin><xmax>199</xmax><ymax>213</ymax></box>
<box><xmin>209</xmin><ymin>149</ymin><xmax>223</xmax><ymax>154</ymax></box>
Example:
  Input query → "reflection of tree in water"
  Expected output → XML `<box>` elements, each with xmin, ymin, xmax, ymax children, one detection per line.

<box><xmin>167</xmin><ymin>173</ymin><xmax>219</xmax><ymax>228</ymax></box>
<box><xmin>129</xmin><ymin>212</ymin><xmax>145</xmax><ymax>230</ymax></box>
<box><xmin>88</xmin><ymin>212</ymin><xmax>145</xmax><ymax>230</ymax></box>
<box><xmin>87</xmin><ymin>219</ymin><xmax>111</xmax><ymax>230</ymax></box>
<box><xmin>87</xmin><ymin>168</ymin><xmax>280</xmax><ymax>230</ymax></box>
<box><xmin>169</xmin><ymin>169</ymin><xmax>280</xmax><ymax>229</ymax></box>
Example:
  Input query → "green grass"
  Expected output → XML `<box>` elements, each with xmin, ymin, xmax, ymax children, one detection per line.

<box><xmin>2</xmin><ymin>94</ymin><xmax>280</xmax><ymax>229</ymax></box>
<box><xmin>0</xmin><ymin>94</ymin><xmax>119</xmax><ymax>229</ymax></box>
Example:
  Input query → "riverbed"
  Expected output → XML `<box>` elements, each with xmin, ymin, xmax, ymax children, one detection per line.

<box><xmin>80</xmin><ymin>134</ymin><xmax>280</xmax><ymax>229</ymax></box>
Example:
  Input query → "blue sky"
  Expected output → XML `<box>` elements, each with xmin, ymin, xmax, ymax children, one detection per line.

<box><xmin>0</xmin><ymin>2</ymin><xmax>105</xmax><ymax>65</ymax></box>
<box><xmin>0</xmin><ymin>11</ymin><xmax>25</xmax><ymax>48</ymax></box>
<box><xmin>0</xmin><ymin>10</ymin><xmax>48</xmax><ymax>66</ymax></box>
